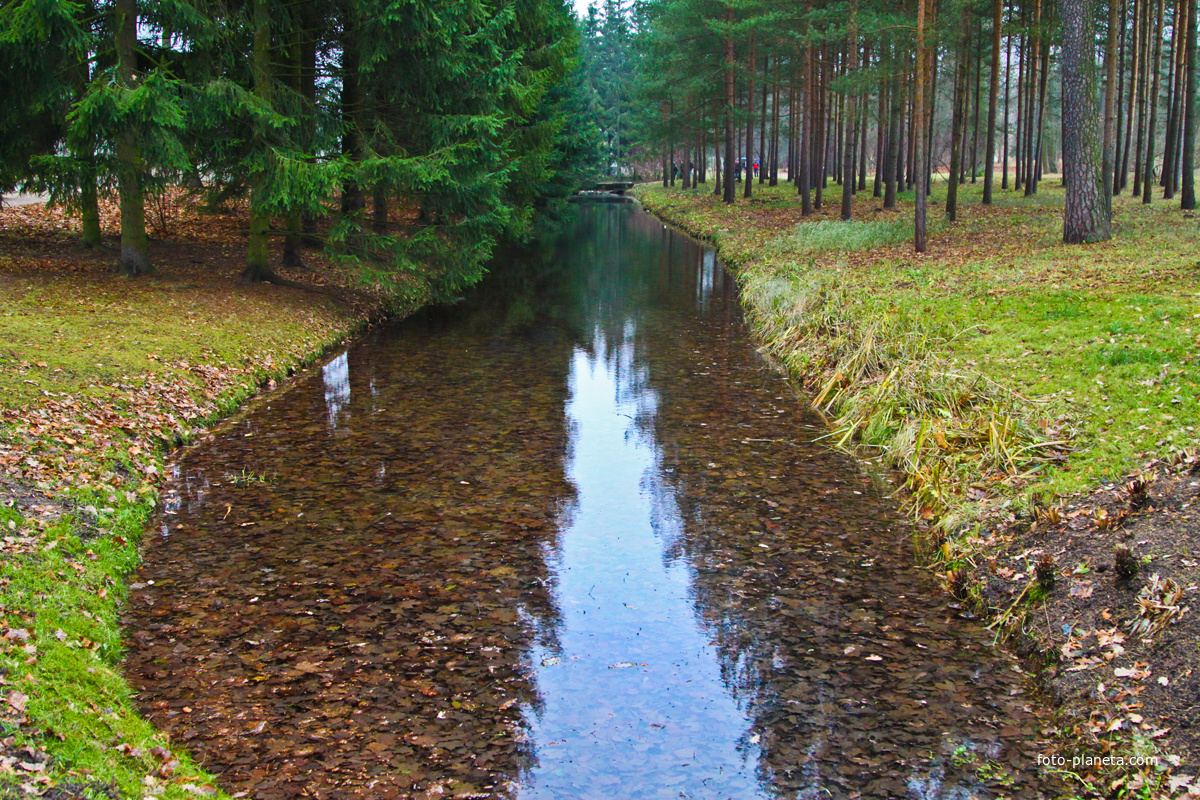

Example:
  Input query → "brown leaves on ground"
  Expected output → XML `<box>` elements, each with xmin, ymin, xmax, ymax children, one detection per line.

<box><xmin>972</xmin><ymin>450</ymin><xmax>1200</xmax><ymax>790</ymax></box>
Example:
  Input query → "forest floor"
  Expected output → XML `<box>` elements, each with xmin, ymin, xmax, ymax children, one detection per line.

<box><xmin>0</xmin><ymin>196</ymin><xmax>393</xmax><ymax>799</ymax></box>
<box><xmin>636</xmin><ymin>175</ymin><xmax>1200</xmax><ymax>798</ymax></box>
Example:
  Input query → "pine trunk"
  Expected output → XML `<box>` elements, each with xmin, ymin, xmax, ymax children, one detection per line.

<box><xmin>373</xmin><ymin>185</ymin><xmax>389</xmax><ymax>234</ymax></box>
<box><xmin>947</xmin><ymin>18</ymin><xmax>969</xmax><ymax>220</ymax></box>
<box><xmin>1184</xmin><ymin>0</ymin><xmax>1198</xmax><ymax>207</ymax></box>
<box><xmin>1144</xmin><ymin>0</ymin><xmax>1165</xmax><ymax>203</ymax></box>
<box><xmin>1103</xmin><ymin>0</ymin><xmax>1122</xmax><ymax>210</ymax></box>
<box><xmin>799</xmin><ymin>42</ymin><xmax>813</xmax><ymax>214</ymax></box>
<box><xmin>759</xmin><ymin>52</ymin><xmax>769</xmax><ymax>185</ymax></box>
<box><xmin>916</xmin><ymin>0</ymin><xmax>929</xmax><ymax>251</ymax></box>
<box><xmin>115</xmin><ymin>0</ymin><xmax>151</xmax><ymax>275</ymax></box>
<box><xmin>815</xmin><ymin>48</ymin><xmax>826</xmax><ymax>208</ymax></box>
<box><xmin>984</xmin><ymin>0</ymin><xmax>1003</xmax><ymax>202</ymax></box>
<box><xmin>841</xmin><ymin>9</ymin><xmax>859</xmax><ymax>221</ymax></box>
<box><xmin>1029</xmin><ymin>10</ymin><xmax>1049</xmax><ymax>194</ymax></box>
<box><xmin>874</xmin><ymin>80</ymin><xmax>886</xmax><ymax>197</ymax></box>
<box><xmin>1163</xmin><ymin>0</ymin><xmax>1182</xmax><ymax>196</ymax></box>
<box><xmin>1024</xmin><ymin>9</ymin><xmax>1040</xmax><ymax>195</ymax></box>
<box><xmin>1134</xmin><ymin>0</ymin><xmax>1150</xmax><ymax>195</ymax></box>
<box><xmin>284</xmin><ymin>6</ymin><xmax>309</xmax><ymax>267</ymax></box>
<box><xmin>745</xmin><ymin>32</ymin><xmax>756</xmax><ymax>198</ymax></box>
<box><xmin>1062</xmin><ymin>0</ymin><xmax>1113</xmax><ymax>242</ymax></box>
<box><xmin>1115</xmin><ymin>0</ymin><xmax>1130</xmax><ymax>192</ymax></box>
<box><xmin>1016</xmin><ymin>31</ymin><xmax>1026</xmax><ymax>192</ymax></box>
<box><xmin>884</xmin><ymin>72</ymin><xmax>900</xmax><ymax>209</ymax></box>
<box><xmin>857</xmin><ymin>57</ymin><xmax>869</xmax><ymax>191</ymax></box>
<box><xmin>723</xmin><ymin>13</ymin><xmax>736</xmax><ymax>204</ymax></box>
<box><xmin>970</xmin><ymin>18</ymin><xmax>984</xmax><ymax>183</ymax></box>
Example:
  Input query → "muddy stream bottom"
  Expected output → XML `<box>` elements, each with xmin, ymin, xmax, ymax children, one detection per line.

<box><xmin>124</xmin><ymin>205</ymin><xmax>1054</xmax><ymax>799</ymax></box>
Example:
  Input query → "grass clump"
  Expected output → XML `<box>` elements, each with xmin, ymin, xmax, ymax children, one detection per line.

<box><xmin>739</xmin><ymin>259</ymin><xmax>1067</xmax><ymax>537</ymax></box>
<box><xmin>766</xmin><ymin>215</ymin><xmax>915</xmax><ymax>255</ymax></box>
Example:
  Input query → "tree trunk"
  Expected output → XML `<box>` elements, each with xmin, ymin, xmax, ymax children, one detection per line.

<box><xmin>1163</xmin><ymin>0</ymin><xmax>1183</xmax><ymax>196</ymax></box>
<box><xmin>662</xmin><ymin>99</ymin><xmax>670</xmax><ymax>187</ymax></box>
<box><xmin>884</xmin><ymin>72</ymin><xmax>900</xmax><ymax>208</ymax></box>
<box><xmin>745</xmin><ymin>31</ymin><xmax>756</xmax><ymax>198</ymax></box>
<box><xmin>815</xmin><ymin>46</ymin><xmax>826</xmax><ymax>207</ymax></box>
<box><xmin>284</xmin><ymin>4</ymin><xmax>310</xmax><ymax>267</ymax></box>
<box><xmin>1028</xmin><ymin>6</ymin><xmax>1049</xmax><ymax>194</ymax></box>
<box><xmin>670</xmin><ymin>99</ymin><xmax>676</xmax><ymax>187</ymax></box>
<box><xmin>115</xmin><ymin>0</ymin><xmax>151</xmax><ymax>275</ymax></box>
<box><xmin>970</xmin><ymin>17</ymin><xmax>984</xmax><ymax>183</ymax></box>
<box><xmin>1003</xmin><ymin>27</ymin><xmax>1011</xmax><ymax>190</ymax></box>
<box><xmin>947</xmin><ymin>17</ymin><xmax>969</xmax><ymax>220</ymax></box>
<box><xmin>906</xmin><ymin>87</ymin><xmax>916</xmax><ymax>188</ymax></box>
<box><xmin>723</xmin><ymin>11</ymin><xmax>736</xmax><ymax>204</ymax></box>
<box><xmin>1016</xmin><ymin>31</ymin><xmax>1026</xmax><ymax>192</ymax></box>
<box><xmin>788</xmin><ymin>71</ymin><xmax>798</xmax><ymax>183</ymax></box>
<box><xmin>1115</xmin><ymin>0</ymin><xmax>1130</xmax><ymax>192</ymax></box>
<box><xmin>1184</xmin><ymin>0</ymin><xmax>1198</xmax><ymax>207</ymax></box>
<box><xmin>857</xmin><ymin>49</ymin><xmax>869</xmax><ymax>192</ymax></box>
<box><xmin>244</xmin><ymin>0</ymin><xmax>275</xmax><ymax>282</ymax></box>
<box><xmin>984</xmin><ymin>0</ymin><xmax>1003</xmax><ymax>202</ymax></box>
<box><xmin>841</xmin><ymin>8</ymin><xmax>859</xmax><ymax>221</ymax></box>
<box><xmin>80</xmin><ymin>149</ymin><xmax>102</xmax><ymax>248</ymax></box>
<box><xmin>1062</xmin><ymin>0</ymin><xmax>1113</xmax><ymax>242</ymax></box>
<box><xmin>1134</xmin><ymin>0</ymin><xmax>1151</xmax><ymax>195</ymax></box>
<box><xmin>1024</xmin><ymin>5</ymin><xmax>1041</xmax><ymax>195</ymax></box>
<box><xmin>341</xmin><ymin>0</ymin><xmax>364</xmax><ymax>215</ymax></box>
<box><xmin>1103</xmin><ymin>0</ymin><xmax>1122</xmax><ymax>211</ymax></box>
<box><xmin>372</xmin><ymin>184</ymin><xmax>389</xmax><ymax>234</ymax></box>
<box><xmin>1169</xmin><ymin>0</ymin><xmax>1189</xmax><ymax>196</ymax></box>
<box><xmin>714</xmin><ymin>120</ymin><xmax>723</xmax><ymax>196</ymax></box>
<box><xmin>874</xmin><ymin>79</ymin><xmax>886</xmax><ymax>197</ymax></box>
<box><xmin>1144</xmin><ymin>0</ymin><xmax>1165</xmax><ymax>203</ymax></box>
<box><xmin>299</xmin><ymin>0</ymin><xmax>319</xmax><ymax>243</ymax></box>
<box><xmin>799</xmin><ymin>41</ymin><xmax>813</xmax><ymax>213</ymax></box>
<box><xmin>759</xmin><ymin>50</ymin><xmax>769</xmax><ymax>185</ymax></box>
<box><xmin>916</xmin><ymin>0</ymin><xmax>929</xmax><ymax>252</ymax></box>
<box><xmin>771</xmin><ymin>57</ymin><xmax>782</xmax><ymax>185</ymax></box>
<box><xmin>74</xmin><ymin>6</ymin><xmax>103</xmax><ymax>249</ymax></box>
<box><xmin>925</xmin><ymin>38</ymin><xmax>939</xmax><ymax>195</ymax></box>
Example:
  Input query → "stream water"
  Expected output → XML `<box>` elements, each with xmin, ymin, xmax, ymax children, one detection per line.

<box><xmin>124</xmin><ymin>204</ymin><xmax>1051</xmax><ymax>799</ymax></box>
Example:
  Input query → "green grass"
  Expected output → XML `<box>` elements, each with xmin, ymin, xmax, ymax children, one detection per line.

<box><xmin>1</xmin><ymin>498</ymin><xmax>226</xmax><ymax>799</ymax></box>
<box><xmin>766</xmin><ymin>215</ymin><xmax>915</xmax><ymax>254</ymax></box>
<box><xmin>0</xmin><ymin>271</ymin><xmax>346</xmax><ymax>409</ymax></box>
<box><xmin>636</xmin><ymin>174</ymin><xmax>1200</xmax><ymax>530</ymax></box>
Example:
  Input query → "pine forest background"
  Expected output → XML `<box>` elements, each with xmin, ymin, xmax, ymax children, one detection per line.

<box><xmin>1</xmin><ymin>0</ymin><xmax>1195</xmax><ymax>295</ymax></box>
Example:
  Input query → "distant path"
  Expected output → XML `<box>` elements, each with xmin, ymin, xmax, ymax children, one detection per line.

<box><xmin>0</xmin><ymin>193</ymin><xmax>49</xmax><ymax>208</ymax></box>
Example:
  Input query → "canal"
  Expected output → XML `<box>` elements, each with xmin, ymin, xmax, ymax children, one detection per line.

<box><xmin>124</xmin><ymin>204</ymin><xmax>1050</xmax><ymax>799</ymax></box>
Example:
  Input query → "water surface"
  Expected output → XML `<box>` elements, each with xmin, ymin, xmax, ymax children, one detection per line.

<box><xmin>125</xmin><ymin>205</ymin><xmax>1050</xmax><ymax>799</ymax></box>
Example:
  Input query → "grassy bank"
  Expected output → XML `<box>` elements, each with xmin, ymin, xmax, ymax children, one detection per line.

<box><xmin>0</xmin><ymin>199</ymin><xmax>393</xmax><ymax>798</ymax></box>
<box><xmin>635</xmin><ymin>178</ymin><xmax>1200</xmax><ymax>793</ymax></box>
<box><xmin>636</xmin><ymin>179</ymin><xmax>1197</xmax><ymax>529</ymax></box>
